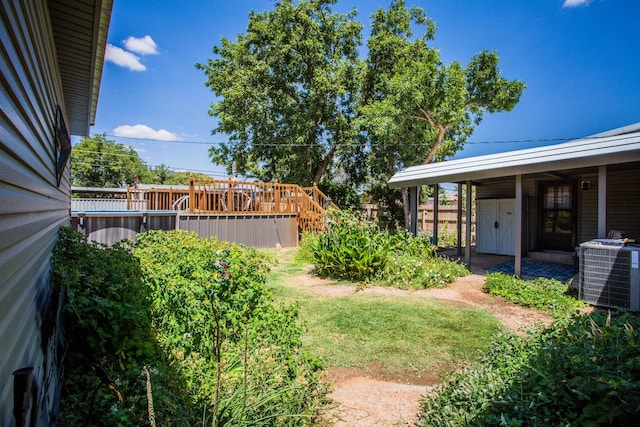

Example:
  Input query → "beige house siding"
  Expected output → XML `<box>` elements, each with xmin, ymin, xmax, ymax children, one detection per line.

<box><xmin>0</xmin><ymin>1</ymin><xmax>72</xmax><ymax>424</ymax></box>
<box><xmin>606</xmin><ymin>168</ymin><xmax>640</xmax><ymax>239</ymax></box>
<box><xmin>577</xmin><ymin>173</ymin><xmax>599</xmax><ymax>243</ymax></box>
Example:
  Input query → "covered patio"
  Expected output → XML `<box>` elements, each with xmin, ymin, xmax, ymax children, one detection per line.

<box><xmin>389</xmin><ymin>123</ymin><xmax>640</xmax><ymax>277</ymax></box>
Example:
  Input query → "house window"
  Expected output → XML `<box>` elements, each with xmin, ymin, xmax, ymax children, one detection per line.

<box><xmin>54</xmin><ymin>105</ymin><xmax>71</xmax><ymax>187</ymax></box>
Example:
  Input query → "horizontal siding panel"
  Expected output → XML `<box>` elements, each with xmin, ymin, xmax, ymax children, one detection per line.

<box><xmin>0</xmin><ymin>155</ymin><xmax>69</xmax><ymax>204</ymax></box>
<box><xmin>0</xmin><ymin>184</ymin><xmax>69</xmax><ymax>219</ymax></box>
<box><xmin>0</xmin><ymin>114</ymin><xmax>53</xmax><ymax>184</ymax></box>
<box><xmin>0</xmin><ymin>217</ymin><xmax>64</xmax><ymax>296</ymax></box>
<box><xmin>0</xmin><ymin>225</ymin><xmax>57</xmax><ymax>426</ymax></box>
<box><xmin>0</xmin><ymin>80</ymin><xmax>54</xmax><ymax>175</ymax></box>
<box><xmin>607</xmin><ymin>169</ymin><xmax>640</xmax><ymax>239</ymax></box>
<box><xmin>0</xmin><ymin>209</ymin><xmax>67</xmax><ymax>252</ymax></box>
<box><xmin>0</xmin><ymin>0</ymin><xmax>80</xmax><ymax>424</ymax></box>
<box><xmin>0</xmin><ymin>2</ymin><xmax>56</xmax><ymax>152</ymax></box>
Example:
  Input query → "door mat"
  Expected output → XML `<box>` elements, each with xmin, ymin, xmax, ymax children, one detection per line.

<box><xmin>484</xmin><ymin>259</ymin><xmax>577</xmax><ymax>281</ymax></box>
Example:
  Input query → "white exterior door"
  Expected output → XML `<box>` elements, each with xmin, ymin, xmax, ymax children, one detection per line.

<box><xmin>476</xmin><ymin>199</ymin><xmax>498</xmax><ymax>254</ymax></box>
<box><xmin>497</xmin><ymin>199</ymin><xmax>515</xmax><ymax>255</ymax></box>
<box><xmin>476</xmin><ymin>199</ymin><xmax>516</xmax><ymax>256</ymax></box>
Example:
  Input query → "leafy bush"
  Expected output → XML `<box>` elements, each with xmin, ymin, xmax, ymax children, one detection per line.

<box><xmin>378</xmin><ymin>254</ymin><xmax>469</xmax><ymax>289</ymax></box>
<box><xmin>52</xmin><ymin>228</ymin><xmax>187</xmax><ymax>425</ymax></box>
<box><xmin>484</xmin><ymin>273</ymin><xmax>586</xmax><ymax>318</ymax></box>
<box><xmin>388</xmin><ymin>229</ymin><xmax>437</xmax><ymax>258</ymax></box>
<box><xmin>311</xmin><ymin>209</ymin><xmax>391</xmax><ymax>281</ymax></box>
<box><xmin>418</xmin><ymin>312</ymin><xmax>640</xmax><ymax>426</ymax></box>
<box><xmin>134</xmin><ymin>230</ymin><xmax>328</xmax><ymax>426</ymax></box>
<box><xmin>296</xmin><ymin>232</ymin><xmax>319</xmax><ymax>264</ymax></box>
<box><xmin>310</xmin><ymin>209</ymin><xmax>467</xmax><ymax>288</ymax></box>
<box><xmin>53</xmin><ymin>228</ymin><xmax>327</xmax><ymax>426</ymax></box>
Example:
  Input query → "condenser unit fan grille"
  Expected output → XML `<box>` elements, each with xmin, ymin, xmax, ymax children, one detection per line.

<box><xmin>579</xmin><ymin>244</ymin><xmax>634</xmax><ymax>310</ymax></box>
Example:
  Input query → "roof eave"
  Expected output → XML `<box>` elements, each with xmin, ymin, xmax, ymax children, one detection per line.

<box><xmin>388</xmin><ymin>128</ymin><xmax>640</xmax><ymax>188</ymax></box>
<box><xmin>50</xmin><ymin>0</ymin><xmax>113</xmax><ymax>136</ymax></box>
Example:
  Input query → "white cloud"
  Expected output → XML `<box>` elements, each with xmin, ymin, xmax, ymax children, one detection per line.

<box><xmin>113</xmin><ymin>124</ymin><xmax>182</xmax><ymax>141</ymax></box>
<box><xmin>123</xmin><ymin>35</ymin><xmax>159</xmax><ymax>55</ymax></box>
<box><xmin>105</xmin><ymin>44</ymin><xmax>146</xmax><ymax>71</ymax></box>
<box><xmin>563</xmin><ymin>0</ymin><xmax>591</xmax><ymax>7</ymax></box>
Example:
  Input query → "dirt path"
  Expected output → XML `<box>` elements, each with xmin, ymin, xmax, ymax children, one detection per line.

<box><xmin>286</xmin><ymin>265</ymin><xmax>553</xmax><ymax>426</ymax></box>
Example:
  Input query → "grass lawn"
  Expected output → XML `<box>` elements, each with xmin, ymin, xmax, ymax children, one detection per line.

<box><xmin>264</xmin><ymin>248</ymin><xmax>503</xmax><ymax>377</ymax></box>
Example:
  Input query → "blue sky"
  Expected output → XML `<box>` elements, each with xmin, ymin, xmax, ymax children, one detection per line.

<box><xmin>89</xmin><ymin>0</ymin><xmax>640</xmax><ymax>179</ymax></box>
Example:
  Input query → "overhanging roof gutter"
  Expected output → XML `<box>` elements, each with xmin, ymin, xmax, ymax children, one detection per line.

<box><xmin>388</xmin><ymin>123</ymin><xmax>640</xmax><ymax>188</ymax></box>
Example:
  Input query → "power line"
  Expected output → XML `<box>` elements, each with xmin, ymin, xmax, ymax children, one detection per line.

<box><xmin>71</xmin><ymin>160</ymin><xmax>230</xmax><ymax>178</ymax></box>
<box><xmin>100</xmin><ymin>133</ymin><xmax>614</xmax><ymax>147</ymax></box>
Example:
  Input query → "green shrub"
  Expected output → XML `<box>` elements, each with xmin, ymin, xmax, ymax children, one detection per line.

<box><xmin>53</xmin><ymin>228</ymin><xmax>327</xmax><ymax>426</ymax></box>
<box><xmin>309</xmin><ymin>209</ymin><xmax>467</xmax><ymax>287</ymax></box>
<box><xmin>378</xmin><ymin>254</ymin><xmax>469</xmax><ymax>289</ymax></box>
<box><xmin>484</xmin><ymin>273</ymin><xmax>586</xmax><ymax>318</ymax></box>
<box><xmin>311</xmin><ymin>209</ymin><xmax>391</xmax><ymax>281</ymax></box>
<box><xmin>387</xmin><ymin>229</ymin><xmax>437</xmax><ymax>258</ymax></box>
<box><xmin>134</xmin><ymin>230</ymin><xmax>328</xmax><ymax>426</ymax></box>
<box><xmin>52</xmin><ymin>228</ymin><xmax>188</xmax><ymax>425</ymax></box>
<box><xmin>296</xmin><ymin>232</ymin><xmax>319</xmax><ymax>264</ymax></box>
<box><xmin>418</xmin><ymin>312</ymin><xmax>640</xmax><ymax>426</ymax></box>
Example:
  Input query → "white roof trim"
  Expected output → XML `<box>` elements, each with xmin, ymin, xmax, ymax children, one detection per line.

<box><xmin>388</xmin><ymin>122</ymin><xmax>640</xmax><ymax>188</ymax></box>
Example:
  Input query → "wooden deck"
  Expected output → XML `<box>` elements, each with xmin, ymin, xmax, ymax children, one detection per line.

<box><xmin>127</xmin><ymin>177</ymin><xmax>336</xmax><ymax>233</ymax></box>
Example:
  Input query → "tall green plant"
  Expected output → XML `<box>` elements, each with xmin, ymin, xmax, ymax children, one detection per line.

<box><xmin>312</xmin><ymin>209</ymin><xmax>391</xmax><ymax>281</ymax></box>
<box><xmin>134</xmin><ymin>230</ymin><xmax>328</xmax><ymax>426</ymax></box>
<box><xmin>310</xmin><ymin>209</ymin><xmax>467</xmax><ymax>288</ymax></box>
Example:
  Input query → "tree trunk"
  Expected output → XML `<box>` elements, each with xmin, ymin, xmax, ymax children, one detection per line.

<box><xmin>312</xmin><ymin>145</ymin><xmax>336</xmax><ymax>184</ymax></box>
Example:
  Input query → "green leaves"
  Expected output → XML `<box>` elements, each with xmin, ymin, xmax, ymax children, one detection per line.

<box><xmin>310</xmin><ymin>210</ymin><xmax>390</xmax><ymax>281</ymax></box>
<box><xmin>52</xmin><ymin>228</ymin><xmax>162</xmax><ymax>425</ymax></box>
<box><xmin>198</xmin><ymin>0</ymin><xmax>362</xmax><ymax>184</ymax></box>
<box><xmin>419</xmin><ymin>312</ymin><xmax>640</xmax><ymax>426</ymax></box>
<box><xmin>484</xmin><ymin>273</ymin><xmax>586</xmax><ymax>318</ymax></box>
<box><xmin>134</xmin><ymin>230</ymin><xmax>327</xmax><ymax>426</ymax></box>
<box><xmin>53</xmin><ymin>228</ymin><xmax>328</xmax><ymax>425</ymax></box>
<box><xmin>362</xmin><ymin>0</ymin><xmax>525</xmax><ymax>181</ymax></box>
<box><xmin>71</xmin><ymin>133</ymin><xmax>148</xmax><ymax>187</ymax></box>
<box><xmin>308</xmin><ymin>209</ymin><xmax>467</xmax><ymax>288</ymax></box>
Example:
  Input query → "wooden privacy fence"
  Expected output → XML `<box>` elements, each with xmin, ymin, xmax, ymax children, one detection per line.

<box><xmin>361</xmin><ymin>203</ymin><xmax>476</xmax><ymax>244</ymax></box>
<box><xmin>127</xmin><ymin>177</ymin><xmax>332</xmax><ymax>232</ymax></box>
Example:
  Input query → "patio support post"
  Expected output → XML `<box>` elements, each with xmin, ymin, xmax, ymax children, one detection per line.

<box><xmin>598</xmin><ymin>165</ymin><xmax>607</xmax><ymax>238</ymax></box>
<box><xmin>465</xmin><ymin>180</ymin><xmax>472</xmax><ymax>267</ymax></box>
<box><xmin>433</xmin><ymin>184</ymin><xmax>439</xmax><ymax>246</ymax></box>
<box><xmin>189</xmin><ymin>173</ymin><xmax>195</xmax><ymax>214</ymax></box>
<box><xmin>457</xmin><ymin>184</ymin><xmax>463</xmax><ymax>256</ymax></box>
<box><xmin>409</xmin><ymin>186</ymin><xmax>419</xmax><ymax>237</ymax></box>
<box><xmin>515</xmin><ymin>174</ymin><xmax>523</xmax><ymax>277</ymax></box>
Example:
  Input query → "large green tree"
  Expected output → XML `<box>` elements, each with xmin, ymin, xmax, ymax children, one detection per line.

<box><xmin>360</xmin><ymin>0</ymin><xmax>525</xmax><ymax>225</ymax></box>
<box><xmin>71</xmin><ymin>134</ymin><xmax>149</xmax><ymax>187</ymax></box>
<box><xmin>199</xmin><ymin>0</ymin><xmax>524</xmax><ymax>217</ymax></box>
<box><xmin>197</xmin><ymin>0</ymin><xmax>363</xmax><ymax>185</ymax></box>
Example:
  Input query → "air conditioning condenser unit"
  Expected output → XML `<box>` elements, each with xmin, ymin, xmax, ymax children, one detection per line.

<box><xmin>578</xmin><ymin>240</ymin><xmax>640</xmax><ymax>311</ymax></box>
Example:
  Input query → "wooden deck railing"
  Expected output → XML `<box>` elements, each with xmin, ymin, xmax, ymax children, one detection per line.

<box><xmin>302</xmin><ymin>184</ymin><xmax>339</xmax><ymax>210</ymax></box>
<box><xmin>127</xmin><ymin>177</ymin><xmax>334</xmax><ymax>232</ymax></box>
